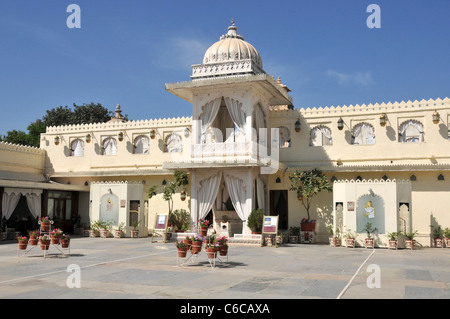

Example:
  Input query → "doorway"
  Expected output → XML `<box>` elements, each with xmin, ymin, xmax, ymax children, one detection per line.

<box><xmin>270</xmin><ymin>190</ymin><xmax>288</xmax><ymax>230</ymax></box>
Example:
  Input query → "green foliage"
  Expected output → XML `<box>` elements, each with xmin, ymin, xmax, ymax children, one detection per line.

<box><xmin>148</xmin><ymin>171</ymin><xmax>188</xmax><ymax>216</ymax></box>
<box><xmin>404</xmin><ymin>230</ymin><xmax>418</xmax><ymax>240</ymax></box>
<box><xmin>444</xmin><ymin>228</ymin><xmax>450</xmax><ymax>239</ymax></box>
<box><xmin>362</xmin><ymin>222</ymin><xmax>378</xmax><ymax>239</ymax></box>
<box><xmin>247</xmin><ymin>208</ymin><xmax>264</xmax><ymax>233</ymax></box>
<box><xmin>289</xmin><ymin>169</ymin><xmax>332</xmax><ymax>220</ymax></box>
<box><xmin>387</xmin><ymin>231</ymin><xmax>400</xmax><ymax>240</ymax></box>
<box><xmin>431</xmin><ymin>226</ymin><xmax>444</xmax><ymax>239</ymax></box>
<box><xmin>2</xmin><ymin>102</ymin><xmax>121</xmax><ymax>147</ymax></box>
<box><xmin>169</xmin><ymin>209</ymin><xmax>191</xmax><ymax>231</ymax></box>
<box><xmin>289</xmin><ymin>226</ymin><xmax>300</xmax><ymax>236</ymax></box>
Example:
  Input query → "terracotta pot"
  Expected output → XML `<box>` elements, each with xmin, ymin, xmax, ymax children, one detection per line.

<box><xmin>207</xmin><ymin>247</ymin><xmax>217</xmax><ymax>259</ymax></box>
<box><xmin>301</xmin><ymin>223</ymin><xmax>316</xmax><ymax>232</ymax></box>
<box><xmin>329</xmin><ymin>237</ymin><xmax>341</xmax><ymax>247</ymax></box>
<box><xmin>289</xmin><ymin>236</ymin><xmax>298</xmax><ymax>244</ymax></box>
<box><xmin>191</xmin><ymin>241</ymin><xmax>202</xmax><ymax>254</ymax></box>
<box><xmin>183</xmin><ymin>239</ymin><xmax>192</xmax><ymax>249</ymax></box>
<box><xmin>178</xmin><ymin>249</ymin><xmax>187</xmax><ymax>258</ymax></box>
<box><xmin>40</xmin><ymin>240</ymin><xmax>51</xmax><ymax>250</ymax></box>
<box><xmin>61</xmin><ymin>239</ymin><xmax>70</xmax><ymax>248</ymax></box>
<box><xmin>445</xmin><ymin>238</ymin><xmax>450</xmax><ymax>248</ymax></box>
<box><xmin>89</xmin><ymin>230</ymin><xmax>99</xmax><ymax>238</ymax></box>
<box><xmin>51</xmin><ymin>235</ymin><xmax>60</xmax><ymax>245</ymax></box>
<box><xmin>199</xmin><ymin>227</ymin><xmax>208</xmax><ymax>237</ymax></box>
<box><xmin>365</xmin><ymin>238</ymin><xmax>374</xmax><ymax>248</ymax></box>
<box><xmin>29</xmin><ymin>238</ymin><xmax>38</xmax><ymax>246</ymax></box>
<box><xmin>434</xmin><ymin>238</ymin><xmax>443</xmax><ymax>248</ymax></box>
<box><xmin>18</xmin><ymin>240</ymin><xmax>28</xmax><ymax>250</ymax></box>
<box><xmin>41</xmin><ymin>223</ymin><xmax>50</xmax><ymax>232</ymax></box>
<box><xmin>405</xmin><ymin>239</ymin><xmax>415</xmax><ymax>250</ymax></box>
<box><xmin>219</xmin><ymin>245</ymin><xmax>228</xmax><ymax>256</ymax></box>
<box><xmin>346</xmin><ymin>238</ymin><xmax>355</xmax><ymax>248</ymax></box>
<box><xmin>388</xmin><ymin>240</ymin><xmax>398</xmax><ymax>250</ymax></box>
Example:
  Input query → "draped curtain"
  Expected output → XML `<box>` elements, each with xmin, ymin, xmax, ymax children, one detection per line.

<box><xmin>224</xmin><ymin>97</ymin><xmax>247</xmax><ymax>137</ymax></box>
<box><xmin>25</xmin><ymin>193</ymin><xmax>42</xmax><ymax>219</ymax></box>
<box><xmin>256</xmin><ymin>177</ymin><xmax>265</xmax><ymax>212</ymax></box>
<box><xmin>71</xmin><ymin>139</ymin><xmax>85</xmax><ymax>156</ymax></box>
<box><xmin>224</xmin><ymin>174</ymin><xmax>247</xmax><ymax>222</ymax></box>
<box><xmin>199</xmin><ymin>98</ymin><xmax>221</xmax><ymax>144</ymax></box>
<box><xmin>103</xmin><ymin>137</ymin><xmax>117</xmax><ymax>155</ymax></box>
<box><xmin>279</xmin><ymin>127</ymin><xmax>290</xmax><ymax>148</ymax></box>
<box><xmin>310</xmin><ymin>126</ymin><xmax>332</xmax><ymax>146</ymax></box>
<box><xmin>399</xmin><ymin>120</ymin><xmax>424</xmax><ymax>142</ymax></box>
<box><xmin>2</xmin><ymin>192</ymin><xmax>21</xmax><ymax>220</ymax></box>
<box><xmin>197</xmin><ymin>173</ymin><xmax>222</xmax><ymax>220</ymax></box>
<box><xmin>352</xmin><ymin>123</ymin><xmax>374</xmax><ymax>145</ymax></box>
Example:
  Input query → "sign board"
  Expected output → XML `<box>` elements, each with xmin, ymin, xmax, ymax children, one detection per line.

<box><xmin>263</xmin><ymin>215</ymin><xmax>278</xmax><ymax>234</ymax></box>
<box><xmin>152</xmin><ymin>214</ymin><xmax>169</xmax><ymax>243</ymax></box>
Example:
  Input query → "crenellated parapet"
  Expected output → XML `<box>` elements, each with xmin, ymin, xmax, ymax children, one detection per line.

<box><xmin>0</xmin><ymin>141</ymin><xmax>45</xmax><ymax>155</ymax></box>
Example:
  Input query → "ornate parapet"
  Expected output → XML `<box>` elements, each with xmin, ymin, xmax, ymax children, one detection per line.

<box><xmin>191</xmin><ymin>59</ymin><xmax>264</xmax><ymax>80</ymax></box>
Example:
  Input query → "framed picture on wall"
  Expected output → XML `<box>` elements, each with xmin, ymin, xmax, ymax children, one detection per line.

<box><xmin>347</xmin><ymin>201</ymin><xmax>355</xmax><ymax>211</ymax></box>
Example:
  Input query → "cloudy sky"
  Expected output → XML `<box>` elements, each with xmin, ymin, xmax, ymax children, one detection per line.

<box><xmin>0</xmin><ymin>0</ymin><xmax>449</xmax><ymax>136</ymax></box>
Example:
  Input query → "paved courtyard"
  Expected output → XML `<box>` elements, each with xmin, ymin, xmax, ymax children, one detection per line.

<box><xmin>0</xmin><ymin>237</ymin><xmax>449</xmax><ymax>302</ymax></box>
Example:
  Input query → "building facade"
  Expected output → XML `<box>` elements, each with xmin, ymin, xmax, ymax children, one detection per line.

<box><xmin>1</xmin><ymin>21</ymin><xmax>449</xmax><ymax>247</ymax></box>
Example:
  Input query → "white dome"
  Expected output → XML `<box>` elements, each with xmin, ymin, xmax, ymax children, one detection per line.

<box><xmin>202</xmin><ymin>20</ymin><xmax>263</xmax><ymax>69</ymax></box>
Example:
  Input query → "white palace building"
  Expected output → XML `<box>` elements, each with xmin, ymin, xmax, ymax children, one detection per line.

<box><xmin>1</xmin><ymin>21</ymin><xmax>450</xmax><ymax>248</ymax></box>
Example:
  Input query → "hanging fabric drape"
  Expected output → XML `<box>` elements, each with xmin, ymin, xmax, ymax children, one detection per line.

<box><xmin>2</xmin><ymin>192</ymin><xmax>21</xmax><ymax>220</ymax></box>
<box><xmin>310</xmin><ymin>126</ymin><xmax>332</xmax><ymax>146</ymax></box>
<box><xmin>256</xmin><ymin>177</ymin><xmax>265</xmax><ymax>212</ymax></box>
<box><xmin>279</xmin><ymin>127</ymin><xmax>290</xmax><ymax>147</ymax></box>
<box><xmin>199</xmin><ymin>98</ymin><xmax>221</xmax><ymax>144</ymax></box>
<box><xmin>224</xmin><ymin>174</ymin><xmax>247</xmax><ymax>222</ymax></box>
<box><xmin>352</xmin><ymin>123</ymin><xmax>374</xmax><ymax>145</ymax></box>
<box><xmin>399</xmin><ymin>120</ymin><xmax>424</xmax><ymax>142</ymax></box>
<box><xmin>103</xmin><ymin>137</ymin><xmax>117</xmax><ymax>155</ymax></box>
<box><xmin>224</xmin><ymin>97</ymin><xmax>247</xmax><ymax>135</ymax></box>
<box><xmin>25</xmin><ymin>193</ymin><xmax>41</xmax><ymax>219</ymax></box>
<box><xmin>71</xmin><ymin>139</ymin><xmax>85</xmax><ymax>156</ymax></box>
<box><xmin>197</xmin><ymin>172</ymin><xmax>222</xmax><ymax>220</ymax></box>
<box><xmin>254</xmin><ymin>104</ymin><xmax>266</xmax><ymax>144</ymax></box>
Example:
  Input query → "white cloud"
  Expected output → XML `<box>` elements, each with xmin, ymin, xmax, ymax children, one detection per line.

<box><xmin>155</xmin><ymin>37</ymin><xmax>210</xmax><ymax>70</ymax></box>
<box><xmin>325</xmin><ymin>70</ymin><xmax>374</xmax><ymax>86</ymax></box>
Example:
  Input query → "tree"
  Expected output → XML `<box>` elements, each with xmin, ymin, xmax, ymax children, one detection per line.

<box><xmin>289</xmin><ymin>169</ymin><xmax>332</xmax><ymax>220</ymax></box>
<box><xmin>148</xmin><ymin>171</ymin><xmax>188</xmax><ymax>217</ymax></box>
<box><xmin>2</xmin><ymin>102</ymin><xmax>121</xmax><ymax>147</ymax></box>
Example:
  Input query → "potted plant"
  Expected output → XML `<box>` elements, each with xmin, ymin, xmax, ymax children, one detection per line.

<box><xmin>114</xmin><ymin>222</ymin><xmax>125</xmax><ymax>238</ymax></box>
<box><xmin>169</xmin><ymin>209</ymin><xmax>190</xmax><ymax>232</ymax></box>
<box><xmin>98</xmin><ymin>220</ymin><xmax>112</xmax><ymax>238</ymax></box>
<box><xmin>387</xmin><ymin>231</ymin><xmax>400</xmax><ymax>250</ymax></box>
<box><xmin>28</xmin><ymin>230</ymin><xmax>40</xmax><ymax>246</ymax></box>
<box><xmin>176</xmin><ymin>240</ymin><xmax>188</xmax><ymax>258</ymax></box>
<box><xmin>432</xmin><ymin>226</ymin><xmax>444</xmax><ymax>248</ymax></box>
<box><xmin>344</xmin><ymin>229</ymin><xmax>357</xmax><ymax>248</ymax></box>
<box><xmin>50</xmin><ymin>228</ymin><xmax>63</xmax><ymax>244</ymax></box>
<box><xmin>89</xmin><ymin>221</ymin><xmax>100</xmax><ymax>238</ymax></box>
<box><xmin>205</xmin><ymin>234</ymin><xmax>216</xmax><ymax>246</ymax></box>
<box><xmin>444</xmin><ymin>227</ymin><xmax>450</xmax><ymax>248</ymax></box>
<box><xmin>206</xmin><ymin>242</ymin><xmax>219</xmax><ymax>259</ymax></box>
<box><xmin>328</xmin><ymin>225</ymin><xmax>341</xmax><ymax>247</ymax></box>
<box><xmin>289</xmin><ymin>169</ymin><xmax>332</xmax><ymax>231</ymax></box>
<box><xmin>247</xmin><ymin>208</ymin><xmax>264</xmax><ymax>234</ymax></box>
<box><xmin>183</xmin><ymin>235</ymin><xmax>193</xmax><ymax>250</ymax></box>
<box><xmin>288</xmin><ymin>226</ymin><xmax>300</xmax><ymax>244</ymax></box>
<box><xmin>17</xmin><ymin>236</ymin><xmax>28</xmax><ymax>250</ymax></box>
<box><xmin>404</xmin><ymin>230</ymin><xmax>418</xmax><ymax>250</ymax></box>
<box><xmin>132</xmin><ymin>220</ymin><xmax>141</xmax><ymax>238</ymax></box>
<box><xmin>198</xmin><ymin>218</ymin><xmax>210</xmax><ymax>236</ymax></box>
<box><xmin>39</xmin><ymin>235</ymin><xmax>51</xmax><ymax>250</ymax></box>
<box><xmin>217</xmin><ymin>236</ymin><xmax>228</xmax><ymax>256</ymax></box>
<box><xmin>362</xmin><ymin>222</ymin><xmax>378</xmax><ymax>249</ymax></box>
<box><xmin>61</xmin><ymin>234</ymin><xmax>70</xmax><ymax>248</ymax></box>
<box><xmin>39</xmin><ymin>216</ymin><xmax>51</xmax><ymax>232</ymax></box>
<box><xmin>191</xmin><ymin>234</ymin><xmax>204</xmax><ymax>254</ymax></box>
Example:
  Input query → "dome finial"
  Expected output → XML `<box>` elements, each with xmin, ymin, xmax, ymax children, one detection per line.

<box><xmin>231</xmin><ymin>18</ymin><xmax>235</xmax><ymax>26</ymax></box>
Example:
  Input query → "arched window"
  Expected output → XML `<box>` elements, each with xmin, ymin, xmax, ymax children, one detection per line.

<box><xmin>399</xmin><ymin>120</ymin><xmax>424</xmax><ymax>143</ymax></box>
<box><xmin>102</xmin><ymin>137</ymin><xmax>117</xmax><ymax>155</ymax></box>
<box><xmin>70</xmin><ymin>139</ymin><xmax>85</xmax><ymax>157</ymax></box>
<box><xmin>133</xmin><ymin>135</ymin><xmax>149</xmax><ymax>154</ymax></box>
<box><xmin>165</xmin><ymin>133</ymin><xmax>182</xmax><ymax>153</ymax></box>
<box><xmin>310</xmin><ymin>125</ymin><xmax>332</xmax><ymax>146</ymax></box>
<box><xmin>352</xmin><ymin>123</ymin><xmax>375</xmax><ymax>145</ymax></box>
<box><xmin>278</xmin><ymin>127</ymin><xmax>291</xmax><ymax>148</ymax></box>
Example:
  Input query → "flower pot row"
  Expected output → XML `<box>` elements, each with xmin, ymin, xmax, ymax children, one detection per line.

<box><xmin>18</xmin><ymin>234</ymin><xmax>70</xmax><ymax>251</ymax></box>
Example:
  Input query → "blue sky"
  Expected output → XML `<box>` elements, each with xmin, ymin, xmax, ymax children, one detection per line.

<box><xmin>1</xmin><ymin>0</ymin><xmax>449</xmax><ymax>136</ymax></box>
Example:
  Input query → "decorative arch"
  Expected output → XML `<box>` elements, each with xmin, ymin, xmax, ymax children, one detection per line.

<box><xmin>398</xmin><ymin>119</ymin><xmax>424</xmax><ymax>143</ymax></box>
<box><xmin>102</xmin><ymin>137</ymin><xmax>117</xmax><ymax>156</ymax></box>
<box><xmin>70</xmin><ymin>139</ymin><xmax>85</xmax><ymax>156</ymax></box>
<box><xmin>133</xmin><ymin>135</ymin><xmax>149</xmax><ymax>154</ymax></box>
<box><xmin>310</xmin><ymin>125</ymin><xmax>332</xmax><ymax>146</ymax></box>
<box><xmin>165</xmin><ymin>132</ymin><xmax>182</xmax><ymax>153</ymax></box>
<box><xmin>352</xmin><ymin>122</ymin><xmax>375</xmax><ymax>145</ymax></box>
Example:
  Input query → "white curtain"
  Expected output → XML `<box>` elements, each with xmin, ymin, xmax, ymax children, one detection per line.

<box><xmin>166</xmin><ymin>133</ymin><xmax>182</xmax><ymax>152</ymax></box>
<box><xmin>352</xmin><ymin>123</ymin><xmax>374</xmax><ymax>145</ymax></box>
<box><xmin>134</xmin><ymin>135</ymin><xmax>149</xmax><ymax>154</ymax></box>
<box><xmin>256</xmin><ymin>177</ymin><xmax>265</xmax><ymax>212</ymax></box>
<box><xmin>197</xmin><ymin>173</ymin><xmax>222</xmax><ymax>220</ymax></box>
<box><xmin>103</xmin><ymin>137</ymin><xmax>117</xmax><ymax>155</ymax></box>
<box><xmin>25</xmin><ymin>193</ymin><xmax>41</xmax><ymax>219</ymax></box>
<box><xmin>399</xmin><ymin>120</ymin><xmax>423</xmax><ymax>142</ymax></box>
<box><xmin>279</xmin><ymin>127</ymin><xmax>290</xmax><ymax>148</ymax></box>
<box><xmin>224</xmin><ymin>174</ymin><xmax>247</xmax><ymax>222</ymax></box>
<box><xmin>224</xmin><ymin>97</ymin><xmax>247</xmax><ymax>135</ymax></box>
<box><xmin>2</xmin><ymin>192</ymin><xmax>21</xmax><ymax>220</ymax></box>
<box><xmin>200</xmin><ymin>98</ymin><xmax>221</xmax><ymax>144</ymax></box>
<box><xmin>71</xmin><ymin>139</ymin><xmax>85</xmax><ymax>156</ymax></box>
<box><xmin>310</xmin><ymin>126</ymin><xmax>332</xmax><ymax>146</ymax></box>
